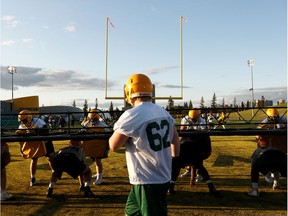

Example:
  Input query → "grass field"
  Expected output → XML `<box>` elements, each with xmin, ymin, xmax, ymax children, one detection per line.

<box><xmin>1</xmin><ymin>136</ymin><xmax>287</xmax><ymax>216</ymax></box>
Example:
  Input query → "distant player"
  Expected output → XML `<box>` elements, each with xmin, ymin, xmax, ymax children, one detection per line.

<box><xmin>16</xmin><ymin>110</ymin><xmax>55</xmax><ymax>186</ymax></box>
<box><xmin>168</xmin><ymin>135</ymin><xmax>217</xmax><ymax>196</ymax></box>
<box><xmin>179</xmin><ymin>109</ymin><xmax>206</xmax><ymax>180</ymax></box>
<box><xmin>253</xmin><ymin>108</ymin><xmax>287</xmax><ymax>187</ymax></box>
<box><xmin>81</xmin><ymin>109</ymin><xmax>110</xmax><ymax>185</ymax></box>
<box><xmin>45</xmin><ymin>142</ymin><xmax>95</xmax><ymax>198</ymax></box>
<box><xmin>248</xmin><ymin>147</ymin><xmax>287</xmax><ymax>197</ymax></box>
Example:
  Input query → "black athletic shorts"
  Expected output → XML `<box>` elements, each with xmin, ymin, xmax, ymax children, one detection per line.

<box><xmin>52</xmin><ymin>153</ymin><xmax>86</xmax><ymax>179</ymax></box>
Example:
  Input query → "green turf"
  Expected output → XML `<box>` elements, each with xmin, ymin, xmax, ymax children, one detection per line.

<box><xmin>1</xmin><ymin>136</ymin><xmax>287</xmax><ymax>216</ymax></box>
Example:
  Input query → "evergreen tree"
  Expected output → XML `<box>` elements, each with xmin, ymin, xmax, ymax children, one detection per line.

<box><xmin>183</xmin><ymin>102</ymin><xmax>188</xmax><ymax>108</ymax></box>
<box><xmin>211</xmin><ymin>93</ymin><xmax>217</xmax><ymax>108</ymax></box>
<box><xmin>246</xmin><ymin>100</ymin><xmax>250</xmax><ymax>108</ymax></box>
<box><xmin>200</xmin><ymin>96</ymin><xmax>205</xmax><ymax>108</ymax></box>
<box><xmin>233</xmin><ymin>97</ymin><xmax>237</xmax><ymax>108</ymax></box>
<box><xmin>222</xmin><ymin>98</ymin><xmax>225</xmax><ymax>107</ymax></box>
<box><xmin>188</xmin><ymin>100</ymin><xmax>193</xmax><ymax>109</ymax></box>
<box><xmin>95</xmin><ymin>98</ymin><xmax>98</xmax><ymax>109</ymax></box>
<box><xmin>241</xmin><ymin>101</ymin><xmax>245</xmax><ymax>110</ymax></box>
<box><xmin>167</xmin><ymin>96</ymin><xmax>174</xmax><ymax>109</ymax></box>
<box><xmin>109</xmin><ymin>101</ymin><xmax>115</xmax><ymax>119</ymax></box>
<box><xmin>109</xmin><ymin>101</ymin><xmax>114</xmax><ymax>112</ymax></box>
<box><xmin>83</xmin><ymin>99</ymin><xmax>88</xmax><ymax>117</ymax></box>
<box><xmin>72</xmin><ymin>100</ymin><xmax>76</xmax><ymax>107</ymax></box>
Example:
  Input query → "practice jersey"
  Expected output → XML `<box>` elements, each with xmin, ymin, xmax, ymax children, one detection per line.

<box><xmin>17</xmin><ymin>118</ymin><xmax>48</xmax><ymax>159</ymax></box>
<box><xmin>181</xmin><ymin>116</ymin><xmax>206</xmax><ymax>130</ymax></box>
<box><xmin>18</xmin><ymin>118</ymin><xmax>46</xmax><ymax>129</ymax></box>
<box><xmin>82</xmin><ymin>120</ymin><xmax>109</xmax><ymax>131</ymax></box>
<box><xmin>258</xmin><ymin>116</ymin><xmax>287</xmax><ymax>129</ymax></box>
<box><xmin>82</xmin><ymin>120</ymin><xmax>110</xmax><ymax>158</ymax></box>
<box><xmin>58</xmin><ymin>146</ymin><xmax>85</xmax><ymax>162</ymax></box>
<box><xmin>113</xmin><ymin>102</ymin><xmax>176</xmax><ymax>185</ymax></box>
<box><xmin>207</xmin><ymin>115</ymin><xmax>217</xmax><ymax>123</ymax></box>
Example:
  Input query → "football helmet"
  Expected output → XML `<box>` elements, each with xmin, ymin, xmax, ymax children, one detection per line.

<box><xmin>188</xmin><ymin>109</ymin><xmax>200</xmax><ymax>120</ymax></box>
<box><xmin>88</xmin><ymin>109</ymin><xmax>100</xmax><ymax>120</ymax></box>
<box><xmin>125</xmin><ymin>74</ymin><xmax>153</xmax><ymax>104</ymax></box>
<box><xmin>18</xmin><ymin>110</ymin><xmax>32</xmax><ymax>124</ymax></box>
<box><xmin>266</xmin><ymin>108</ymin><xmax>279</xmax><ymax>117</ymax></box>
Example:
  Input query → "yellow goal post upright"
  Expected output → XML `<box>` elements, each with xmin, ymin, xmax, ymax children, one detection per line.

<box><xmin>105</xmin><ymin>16</ymin><xmax>185</xmax><ymax>102</ymax></box>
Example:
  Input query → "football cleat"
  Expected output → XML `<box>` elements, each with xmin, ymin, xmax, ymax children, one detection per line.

<box><xmin>30</xmin><ymin>177</ymin><xmax>36</xmax><ymax>186</ymax></box>
<box><xmin>180</xmin><ymin>170</ymin><xmax>191</xmax><ymax>177</ymax></box>
<box><xmin>93</xmin><ymin>176</ymin><xmax>103</xmax><ymax>185</ymax></box>
<box><xmin>167</xmin><ymin>183</ymin><xmax>176</xmax><ymax>195</ymax></box>
<box><xmin>0</xmin><ymin>191</ymin><xmax>12</xmax><ymax>201</ymax></box>
<box><xmin>208</xmin><ymin>183</ymin><xmax>218</xmax><ymax>196</ymax></box>
<box><xmin>46</xmin><ymin>187</ymin><xmax>53</xmax><ymax>197</ymax></box>
<box><xmin>272</xmin><ymin>183</ymin><xmax>279</xmax><ymax>190</ymax></box>
<box><xmin>83</xmin><ymin>186</ymin><xmax>96</xmax><ymax>198</ymax></box>
<box><xmin>264</xmin><ymin>173</ymin><xmax>273</xmax><ymax>184</ymax></box>
<box><xmin>195</xmin><ymin>174</ymin><xmax>204</xmax><ymax>182</ymax></box>
<box><xmin>79</xmin><ymin>185</ymin><xmax>85</xmax><ymax>192</ymax></box>
<box><xmin>247</xmin><ymin>189</ymin><xmax>259</xmax><ymax>197</ymax></box>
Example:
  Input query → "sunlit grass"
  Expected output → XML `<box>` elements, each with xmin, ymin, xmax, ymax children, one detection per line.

<box><xmin>2</xmin><ymin>136</ymin><xmax>287</xmax><ymax>216</ymax></box>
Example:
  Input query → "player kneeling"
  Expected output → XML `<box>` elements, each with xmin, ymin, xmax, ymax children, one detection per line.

<box><xmin>46</xmin><ymin>144</ymin><xmax>95</xmax><ymax>198</ymax></box>
<box><xmin>248</xmin><ymin>147</ymin><xmax>287</xmax><ymax>197</ymax></box>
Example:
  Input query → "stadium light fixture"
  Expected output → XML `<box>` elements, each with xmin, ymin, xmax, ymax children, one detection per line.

<box><xmin>247</xmin><ymin>59</ymin><xmax>254</xmax><ymax>116</ymax></box>
<box><xmin>8</xmin><ymin>65</ymin><xmax>16</xmax><ymax>111</ymax></box>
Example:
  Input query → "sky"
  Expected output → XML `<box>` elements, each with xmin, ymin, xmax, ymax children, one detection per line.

<box><xmin>1</xmin><ymin>0</ymin><xmax>287</xmax><ymax>110</ymax></box>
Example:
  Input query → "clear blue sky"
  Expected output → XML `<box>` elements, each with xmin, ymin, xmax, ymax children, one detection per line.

<box><xmin>1</xmin><ymin>0</ymin><xmax>287</xmax><ymax>109</ymax></box>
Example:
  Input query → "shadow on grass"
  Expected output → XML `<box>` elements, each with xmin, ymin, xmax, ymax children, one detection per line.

<box><xmin>213</xmin><ymin>154</ymin><xmax>251</xmax><ymax>166</ymax></box>
<box><xmin>167</xmin><ymin>190</ymin><xmax>287</xmax><ymax>211</ymax></box>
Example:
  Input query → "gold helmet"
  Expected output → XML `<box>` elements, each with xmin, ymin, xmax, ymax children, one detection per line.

<box><xmin>188</xmin><ymin>109</ymin><xmax>200</xmax><ymax>119</ymax></box>
<box><xmin>266</xmin><ymin>108</ymin><xmax>279</xmax><ymax>117</ymax></box>
<box><xmin>18</xmin><ymin>110</ymin><xmax>32</xmax><ymax>124</ymax></box>
<box><xmin>124</xmin><ymin>74</ymin><xmax>153</xmax><ymax>104</ymax></box>
<box><xmin>88</xmin><ymin>109</ymin><xmax>100</xmax><ymax>120</ymax></box>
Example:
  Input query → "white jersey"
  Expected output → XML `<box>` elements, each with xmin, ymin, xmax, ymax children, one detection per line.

<box><xmin>113</xmin><ymin>102</ymin><xmax>176</xmax><ymax>185</ymax></box>
<box><xmin>83</xmin><ymin>120</ymin><xmax>110</xmax><ymax>132</ymax></box>
<box><xmin>18</xmin><ymin>118</ymin><xmax>46</xmax><ymax>129</ymax></box>
<box><xmin>207</xmin><ymin>115</ymin><xmax>217</xmax><ymax>123</ymax></box>
<box><xmin>258</xmin><ymin>116</ymin><xmax>287</xmax><ymax>129</ymax></box>
<box><xmin>181</xmin><ymin>116</ymin><xmax>206</xmax><ymax>130</ymax></box>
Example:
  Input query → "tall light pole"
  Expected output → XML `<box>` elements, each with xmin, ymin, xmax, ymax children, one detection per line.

<box><xmin>8</xmin><ymin>65</ymin><xmax>16</xmax><ymax>111</ymax></box>
<box><xmin>247</xmin><ymin>60</ymin><xmax>254</xmax><ymax>116</ymax></box>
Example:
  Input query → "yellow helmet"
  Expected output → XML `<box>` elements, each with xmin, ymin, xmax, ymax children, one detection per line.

<box><xmin>18</xmin><ymin>110</ymin><xmax>32</xmax><ymax>124</ymax></box>
<box><xmin>266</xmin><ymin>108</ymin><xmax>279</xmax><ymax>117</ymax></box>
<box><xmin>88</xmin><ymin>109</ymin><xmax>100</xmax><ymax>120</ymax></box>
<box><xmin>125</xmin><ymin>74</ymin><xmax>153</xmax><ymax>104</ymax></box>
<box><xmin>188</xmin><ymin>110</ymin><xmax>200</xmax><ymax>119</ymax></box>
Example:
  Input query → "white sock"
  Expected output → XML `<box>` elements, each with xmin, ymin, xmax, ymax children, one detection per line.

<box><xmin>49</xmin><ymin>182</ymin><xmax>55</xmax><ymax>188</ymax></box>
<box><xmin>84</xmin><ymin>182</ymin><xmax>91</xmax><ymax>187</ymax></box>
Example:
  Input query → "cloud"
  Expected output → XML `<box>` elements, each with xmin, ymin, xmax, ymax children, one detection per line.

<box><xmin>64</xmin><ymin>23</ymin><xmax>76</xmax><ymax>32</ymax></box>
<box><xmin>1</xmin><ymin>15</ymin><xmax>20</xmax><ymax>27</ymax></box>
<box><xmin>0</xmin><ymin>66</ymin><xmax>115</xmax><ymax>91</ymax></box>
<box><xmin>155</xmin><ymin>83</ymin><xmax>190</xmax><ymax>89</ymax></box>
<box><xmin>21</xmin><ymin>38</ymin><xmax>33</xmax><ymax>43</ymax></box>
<box><xmin>222</xmin><ymin>86</ymin><xmax>287</xmax><ymax>105</ymax></box>
<box><xmin>140</xmin><ymin>66</ymin><xmax>179</xmax><ymax>75</ymax></box>
<box><xmin>1</xmin><ymin>40</ymin><xmax>16</xmax><ymax>46</ymax></box>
